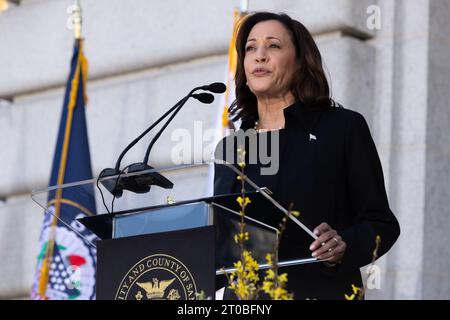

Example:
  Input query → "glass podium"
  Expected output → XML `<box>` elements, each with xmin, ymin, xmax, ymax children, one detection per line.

<box><xmin>31</xmin><ymin>161</ymin><xmax>323</xmax><ymax>299</ymax></box>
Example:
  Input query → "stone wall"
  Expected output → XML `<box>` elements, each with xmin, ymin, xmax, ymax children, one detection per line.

<box><xmin>1</xmin><ymin>0</ymin><xmax>449</xmax><ymax>299</ymax></box>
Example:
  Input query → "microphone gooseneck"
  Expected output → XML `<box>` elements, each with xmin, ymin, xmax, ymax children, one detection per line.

<box><xmin>142</xmin><ymin>85</ymin><xmax>219</xmax><ymax>165</ymax></box>
<box><xmin>97</xmin><ymin>82</ymin><xmax>225</xmax><ymax>199</ymax></box>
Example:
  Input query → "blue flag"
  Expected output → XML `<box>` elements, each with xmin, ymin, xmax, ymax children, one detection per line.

<box><xmin>31</xmin><ymin>39</ymin><xmax>97</xmax><ymax>300</ymax></box>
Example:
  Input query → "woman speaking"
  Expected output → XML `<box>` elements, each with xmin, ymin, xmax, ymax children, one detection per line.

<box><xmin>214</xmin><ymin>11</ymin><xmax>400</xmax><ymax>300</ymax></box>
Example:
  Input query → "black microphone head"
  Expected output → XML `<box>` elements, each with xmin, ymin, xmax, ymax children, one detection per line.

<box><xmin>205</xmin><ymin>82</ymin><xmax>226</xmax><ymax>93</ymax></box>
<box><xmin>192</xmin><ymin>93</ymin><xmax>214</xmax><ymax>104</ymax></box>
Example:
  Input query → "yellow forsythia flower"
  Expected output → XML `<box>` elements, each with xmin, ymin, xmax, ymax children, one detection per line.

<box><xmin>265</xmin><ymin>253</ymin><xmax>273</xmax><ymax>266</ymax></box>
<box><xmin>236</xmin><ymin>196</ymin><xmax>251</xmax><ymax>207</ymax></box>
<box><xmin>344</xmin><ymin>284</ymin><xmax>362</xmax><ymax>300</ymax></box>
<box><xmin>278</xmin><ymin>273</ymin><xmax>288</xmax><ymax>283</ymax></box>
<box><xmin>265</xmin><ymin>269</ymin><xmax>275</xmax><ymax>280</ymax></box>
<box><xmin>291</xmin><ymin>210</ymin><xmax>300</xmax><ymax>217</ymax></box>
<box><xmin>262</xmin><ymin>281</ymin><xmax>273</xmax><ymax>293</ymax></box>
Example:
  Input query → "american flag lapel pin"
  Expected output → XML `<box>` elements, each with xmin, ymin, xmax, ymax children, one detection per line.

<box><xmin>309</xmin><ymin>133</ymin><xmax>317</xmax><ymax>142</ymax></box>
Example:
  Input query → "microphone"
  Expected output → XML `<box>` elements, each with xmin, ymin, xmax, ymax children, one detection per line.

<box><xmin>121</xmin><ymin>92</ymin><xmax>215</xmax><ymax>195</ymax></box>
<box><xmin>140</xmin><ymin>91</ymin><xmax>215</xmax><ymax>166</ymax></box>
<box><xmin>200</xmin><ymin>82</ymin><xmax>226</xmax><ymax>94</ymax></box>
<box><xmin>192</xmin><ymin>92</ymin><xmax>214</xmax><ymax>104</ymax></box>
<box><xmin>97</xmin><ymin>96</ymin><xmax>187</xmax><ymax>197</ymax></box>
<box><xmin>98</xmin><ymin>83</ymin><xmax>224</xmax><ymax>197</ymax></box>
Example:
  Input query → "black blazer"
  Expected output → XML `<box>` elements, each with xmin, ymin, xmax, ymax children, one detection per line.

<box><xmin>214</xmin><ymin>101</ymin><xmax>400</xmax><ymax>300</ymax></box>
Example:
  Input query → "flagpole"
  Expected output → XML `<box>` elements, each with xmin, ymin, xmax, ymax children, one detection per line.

<box><xmin>0</xmin><ymin>0</ymin><xmax>9</xmax><ymax>13</ymax></box>
<box><xmin>240</xmin><ymin>0</ymin><xmax>249</xmax><ymax>14</ymax></box>
<box><xmin>37</xmin><ymin>0</ymin><xmax>85</xmax><ymax>298</ymax></box>
<box><xmin>73</xmin><ymin>0</ymin><xmax>82</xmax><ymax>39</ymax></box>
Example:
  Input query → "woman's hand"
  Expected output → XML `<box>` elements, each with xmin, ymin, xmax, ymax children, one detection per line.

<box><xmin>309</xmin><ymin>222</ymin><xmax>347</xmax><ymax>264</ymax></box>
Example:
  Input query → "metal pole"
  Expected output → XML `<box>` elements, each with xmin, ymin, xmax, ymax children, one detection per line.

<box><xmin>240</xmin><ymin>0</ymin><xmax>249</xmax><ymax>13</ymax></box>
<box><xmin>216</xmin><ymin>257</ymin><xmax>322</xmax><ymax>275</ymax></box>
<box><xmin>73</xmin><ymin>0</ymin><xmax>82</xmax><ymax>39</ymax></box>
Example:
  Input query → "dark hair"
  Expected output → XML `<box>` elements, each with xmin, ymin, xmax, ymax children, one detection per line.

<box><xmin>230</xmin><ymin>12</ymin><xmax>335</xmax><ymax>122</ymax></box>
